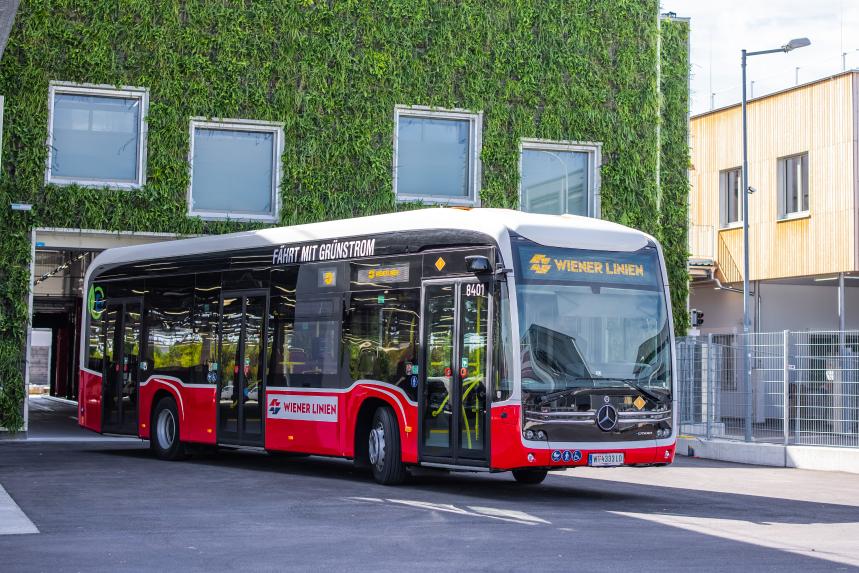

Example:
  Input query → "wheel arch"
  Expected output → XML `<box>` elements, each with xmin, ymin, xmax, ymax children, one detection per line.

<box><xmin>145</xmin><ymin>387</ymin><xmax>182</xmax><ymax>439</ymax></box>
<box><xmin>352</xmin><ymin>397</ymin><xmax>397</xmax><ymax>468</ymax></box>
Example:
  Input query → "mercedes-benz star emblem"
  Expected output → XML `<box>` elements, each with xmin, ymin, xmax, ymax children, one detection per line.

<box><xmin>596</xmin><ymin>404</ymin><xmax>619</xmax><ymax>432</ymax></box>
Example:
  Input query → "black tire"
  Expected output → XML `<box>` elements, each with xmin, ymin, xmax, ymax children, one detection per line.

<box><xmin>368</xmin><ymin>406</ymin><xmax>407</xmax><ymax>485</ymax></box>
<box><xmin>150</xmin><ymin>397</ymin><xmax>186</xmax><ymax>461</ymax></box>
<box><xmin>512</xmin><ymin>469</ymin><xmax>548</xmax><ymax>485</ymax></box>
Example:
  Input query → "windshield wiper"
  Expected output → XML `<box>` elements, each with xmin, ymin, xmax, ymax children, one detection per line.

<box><xmin>594</xmin><ymin>377</ymin><xmax>664</xmax><ymax>404</ymax></box>
<box><xmin>537</xmin><ymin>376</ymin><xmax>664</xmax><ymax>405</ymax></box>
<box><xmin>537</xmin><ymin>385</ymin><xmax>594</xmax><ymax>404</ymax></box>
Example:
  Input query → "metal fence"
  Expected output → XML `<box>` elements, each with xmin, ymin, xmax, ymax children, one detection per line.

<box><xmin>677</xmin><ymin>331</ymin><xmax>859</xmax><ymax>448</ymax></box>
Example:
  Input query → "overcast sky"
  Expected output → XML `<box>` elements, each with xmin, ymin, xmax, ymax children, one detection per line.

<box><xmin>661</xmin><ymin>0</ymin><xmax>859</xmax><ymax>115</ymax></box>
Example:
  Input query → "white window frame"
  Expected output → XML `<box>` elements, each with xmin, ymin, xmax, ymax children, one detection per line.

<box><xmin>393</xmin><ymin>105</ymin><xmax>482</xmax><ymax>206</ymax></box>
<box><xmin>719</xmin><ymin>166</ymin><xmax>743</xmax><ymax>229</ymax></box>
<box><xmin>187</xmin><ymin>117</ymin><xmax>284</xmax><ymax>223</ymax></box>
<box><xmin>518</xmin><ymin>138</ymin><xmax>602</xmax><ymax>218</ymax></box>
<box><xmin>777</xmin><ymin>152</ymin><xmax>810</xmax><ymax>221</ymax></box>
<box><xmin>45</xmin><ymin>81</ymin><xmax>149</xmax><ymax>189</ymax></box>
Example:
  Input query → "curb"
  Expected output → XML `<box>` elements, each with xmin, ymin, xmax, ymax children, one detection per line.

<box><xmin>677</xmin><ymin>436</ymin><xmax>859</xmax><ymax>474</ymax></box>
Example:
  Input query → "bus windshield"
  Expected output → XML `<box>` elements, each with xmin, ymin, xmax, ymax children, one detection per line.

<box><xmin>514</xmin><ymin>240</ymin><xmax>671</xmax><ymax>402</ymax></box>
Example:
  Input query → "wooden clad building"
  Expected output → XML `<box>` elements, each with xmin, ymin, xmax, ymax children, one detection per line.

<box><xmin>689</xmin><ymin>71</ymin><xmax>859</xmax><ymax>333</ymax></box>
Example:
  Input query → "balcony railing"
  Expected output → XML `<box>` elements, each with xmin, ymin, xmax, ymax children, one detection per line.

<box><xmin>688</xmin><ymin>223</ymin><xmax>716</xmax><ymax>263</ymax></box>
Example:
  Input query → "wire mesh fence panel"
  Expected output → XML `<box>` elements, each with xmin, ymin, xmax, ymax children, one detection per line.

<box><xmin>789</xmin><ymin>331</ymin><xmax>859</xmax><ymax>447</ymax></box>
<box><xmin>676</xmin><ymin>339</ymin><xmax>706</xmax><ymax>434</ymax></box>
<box><xmin>677</xmin><ymin>330</ymin><xmax>859</xmax><ymax>448</ymax></box>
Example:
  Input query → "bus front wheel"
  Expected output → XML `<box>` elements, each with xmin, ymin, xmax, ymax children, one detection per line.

<box><xmin>150</xmin><ymin>396</ymin><xmax>187</xmax><ymax>461</ymax></box>
<box><xmin>368</xmin><ymin>406</ymin><xmax>407</xmax><ymax>485</ymax></box>
<box><xmin>512</xmin><ymin>469</ymin><xmax>548</xmax><ymax>485</ymax></box>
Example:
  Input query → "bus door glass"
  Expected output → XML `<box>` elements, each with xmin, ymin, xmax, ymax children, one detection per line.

<box><xmin>218</xmin><ymin>292</ymin><xmax>268</xmax><ymax>446</ymax></box>
<box><xmin>420</xmin><ymin>277</ymin><xmax>491</xmax><ymax>464</ymax></box>
<box><xmin>102</xmin><ymin>299</ymin><xmax>142</xmax><ymax>435</ymax></box>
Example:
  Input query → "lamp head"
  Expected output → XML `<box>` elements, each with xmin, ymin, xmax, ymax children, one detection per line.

<box><xmin>783</xmin><ymin>38</ymin><xmax>811</xmax><ymax>52</ymax></box>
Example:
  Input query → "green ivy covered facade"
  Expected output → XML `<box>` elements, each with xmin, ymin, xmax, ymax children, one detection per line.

<box><xmin>0</xmin><ymin>1</ymin><xmax>689</xmax><ymax>431</ymax></box>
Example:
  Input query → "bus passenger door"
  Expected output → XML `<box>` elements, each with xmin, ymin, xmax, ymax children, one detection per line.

<box><xmin>419</xmin><ymin>278</ymin><xmax>491</xmax><ymax>466</ymax></box>
<box><xmin>102</xmin><ymin>299</ymin><xmax>142</xmax><ymax>435</ymax></box>
<box><xmin>218</xmin><ymin>292</ymin><xmax>268</xmax><ymax>447</ymax></box>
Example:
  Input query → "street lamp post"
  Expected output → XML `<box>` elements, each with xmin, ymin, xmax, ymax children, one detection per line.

<box><xmin>740</xmin><ymin>37</ymin><xmax>810</xmax><ymax>441</ymax></box>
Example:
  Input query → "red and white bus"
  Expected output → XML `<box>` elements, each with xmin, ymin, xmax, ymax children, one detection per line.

<box><xmin>79</xmin><ymin>208</ymin><xmax>676</xmax><ymax>484</ymax></box>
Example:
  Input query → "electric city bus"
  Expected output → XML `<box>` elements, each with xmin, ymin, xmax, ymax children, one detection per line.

<box><xmin>78</xmin><ymin>208</ymin><xmax>676</xmax><ymax>485</ymax></box>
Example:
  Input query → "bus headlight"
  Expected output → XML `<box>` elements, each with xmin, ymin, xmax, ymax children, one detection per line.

<box><xmin>536</xmin><ymin>430</ymin><xmax>547</xmax><ymax>440</ymax></box>
<box><xmin>525</xmin><ymin>429</ymin><xmax>535</xmax><ymax>440</ymax></box>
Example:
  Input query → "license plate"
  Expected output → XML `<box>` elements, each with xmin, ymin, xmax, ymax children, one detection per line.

<box><xmin>588</xmin><ymin>453</ymin><xmax>624</xmax><ymax>467</ymax></box>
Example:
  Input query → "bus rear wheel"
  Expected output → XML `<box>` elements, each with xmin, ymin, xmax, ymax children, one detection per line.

<box><xmin>150</xmin><ymin>396</ymin><xmax>186</xmax><ymax>461</ymax></box>
<box><xmin>368</xmin><ymin>406</ymin><xmax>407</xmax><ymax>485</ymax></box>
<box><xmin>512</xmin><ymin>469</ymin><xmax>548</xmax><ymax>485</ymax></box>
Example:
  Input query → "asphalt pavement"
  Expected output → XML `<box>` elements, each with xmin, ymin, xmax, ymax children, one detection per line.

<box><xmin>1</xmin><ymin>399</ymin><xmax>858</xmax><ymax>572</ymax></box>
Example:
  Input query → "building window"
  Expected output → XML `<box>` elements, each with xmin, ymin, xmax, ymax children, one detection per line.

<box><xmin>188</xmin><ymin>118</ymin><xmax>283</xmax><ymax>222</ymax></box>
<box><xmin>519</xmin><ymin>139</ymin><xmax>601</xmax><ymax>217</ymax></box>
<box><xmin>778</xmin><ymin>153</ymin><xmax>809</xmax><ymax>218</ymax></box>
<box><xmin>46</xmin><ymin>82</ymin><xmax>149</xmax><ymax>188</ymax></box>
<box><xmin>719</xmin><ymin>167</ymin><xmax>742</xmax><ymax>227</ymax></box>
<box><xmin>393</xmin><ymin>106</ymin><xmax>482</xmax><ymax>205</ymax></box>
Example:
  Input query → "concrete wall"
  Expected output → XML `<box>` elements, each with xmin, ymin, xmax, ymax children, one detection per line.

<box><xmin>678</xmin><ymin>437</ymin><xmax>859</xmax><ymax>474</ymax></box>
<box><xmin>28</xmin><ymin>329</ymin><xmax>51</xmax><ymax>388</ymax></box>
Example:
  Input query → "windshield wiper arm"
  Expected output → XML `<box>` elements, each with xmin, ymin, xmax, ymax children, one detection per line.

<box><xmin>594</xmin><ymin>377</ymin><xmax>664</xmax><ymax>403</ymax></box>
<box><xmin>537</xmin><ymin>377</ymin><xmax>664</xmax><ymax>405</ymax></box>
<box><xmin>537</xmin><ymin>385</ymin><xmax>594</xmax><ymax>404</ymax></box>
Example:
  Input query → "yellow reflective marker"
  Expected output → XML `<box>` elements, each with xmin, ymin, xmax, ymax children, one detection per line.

<box><xmin>633</xmin><ymin>396</ymin><xmax>646</xmax><ymax>410</ymax></box>
<box><xmin>434</xmin><ymin>257</ymin><xmax>446</xmax><ymax>271</ymax></box>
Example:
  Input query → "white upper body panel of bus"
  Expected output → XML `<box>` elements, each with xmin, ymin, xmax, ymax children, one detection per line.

<box><xmin>83</xmin><ymin>208</ymin><xmax>654</xmax><ymax>285</ymax></box>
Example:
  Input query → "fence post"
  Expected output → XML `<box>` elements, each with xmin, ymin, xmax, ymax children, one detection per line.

<box><xmin>744</xmin><ymin>332</ymin><xmax>753</xmax><ymax>442</ymax></box>
<box><xmin>706</xmin><ymin>333</ymin><xmax>713</xmax><ymax>440</ymax></box>
<box><xmin>783</xmin><ymin>329</ymin><xmax>790</xmax><ymax>446</ymax></box>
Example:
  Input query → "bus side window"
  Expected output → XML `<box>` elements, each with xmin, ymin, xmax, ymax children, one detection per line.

<box><xmin>342</xmin><ymin>288</ymin><xmax>420</xmax><ymax>401</ymax></box>
<box><xmin>87</xmin><ymin>300</ymin><xmax>105</xmax><ymax>373</ymax></box>
<box><xmin>145</xmin><ymin>275</ymin><xmax>198</xmax><ymax>383</ymax></box>
<box><xmin>290</xmin><ymin>298</ymin><xmax>343</xmax><ymax>388</ymax></box>
<box><xmin>268</xmin><ymin>267</ymin><xmax>298</xmax><ymax>388</ymax></box>
<box><xmin>493</xmin><ymin>282</ymin><xmax>513</xmax><ymax>401</ymax></box>
<box><xmin>194</xmin><ymin>273</ymin><xmax>221</xmax><ymax>385</ymax></box>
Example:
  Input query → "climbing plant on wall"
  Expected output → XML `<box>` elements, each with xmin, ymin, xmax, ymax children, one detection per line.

<box><xmin>0</xmin><ymin>0</ymin><xmax>688</xmax><ymax>431</ymax></box>
<box><xmin>659</xmin><ymin>16</ymin><xmax>691</xmax><ymax>335</ymax></box>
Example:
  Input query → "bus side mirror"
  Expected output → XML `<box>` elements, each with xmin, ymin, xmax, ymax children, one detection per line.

<box><xmin>465</xmin><ymin>255</ymin><xmax>492</xmax><ymax>274</ymax></box>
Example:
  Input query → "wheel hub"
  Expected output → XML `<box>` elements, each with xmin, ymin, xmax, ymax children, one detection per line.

<box><xmin>156</xmin><ymin>409</ymin><xmax>175</xmax><ymax>449</ymax></box>
<box><xmin>368</xmin><ymin>421</ymin><xmax>386</xmax><ymax>471</ymax></box>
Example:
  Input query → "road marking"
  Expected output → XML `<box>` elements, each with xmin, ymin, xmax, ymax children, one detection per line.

<box><xmin>612</xmin><ymin>511</ymin><xmax>859</xmax><ymax>568</ymax></box>
<box><xmin>468</xmin><ymin>506</ymin><xmax>551</xmax><ymax>524</ymax></box>
<box><xmin>345</xmin><ymin>497</ymin><xmax>550</xmax><ymax>526</ymax></box>
<box><xmin>0</xmin><ymin>484</ymin><xmax>38</xmax><ymax>535</ymax></box>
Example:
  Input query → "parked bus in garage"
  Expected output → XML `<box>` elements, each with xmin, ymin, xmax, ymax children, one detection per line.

<box><xmin>78</xmin><ymin>208</ymin><xmax>676</xmax><ymax>484</ymax></box>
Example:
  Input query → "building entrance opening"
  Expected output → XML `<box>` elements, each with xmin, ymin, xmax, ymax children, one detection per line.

<box><xmin>25</xmin><ymin>229</ymin><xmax>179</xmax><ymax>437</ymax></box>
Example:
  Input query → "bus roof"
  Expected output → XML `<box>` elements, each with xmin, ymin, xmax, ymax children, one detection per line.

<box><xmin>86</xmin><ymin>208</ymin><xmax>654</xmax><ymax>278</ymax></box>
